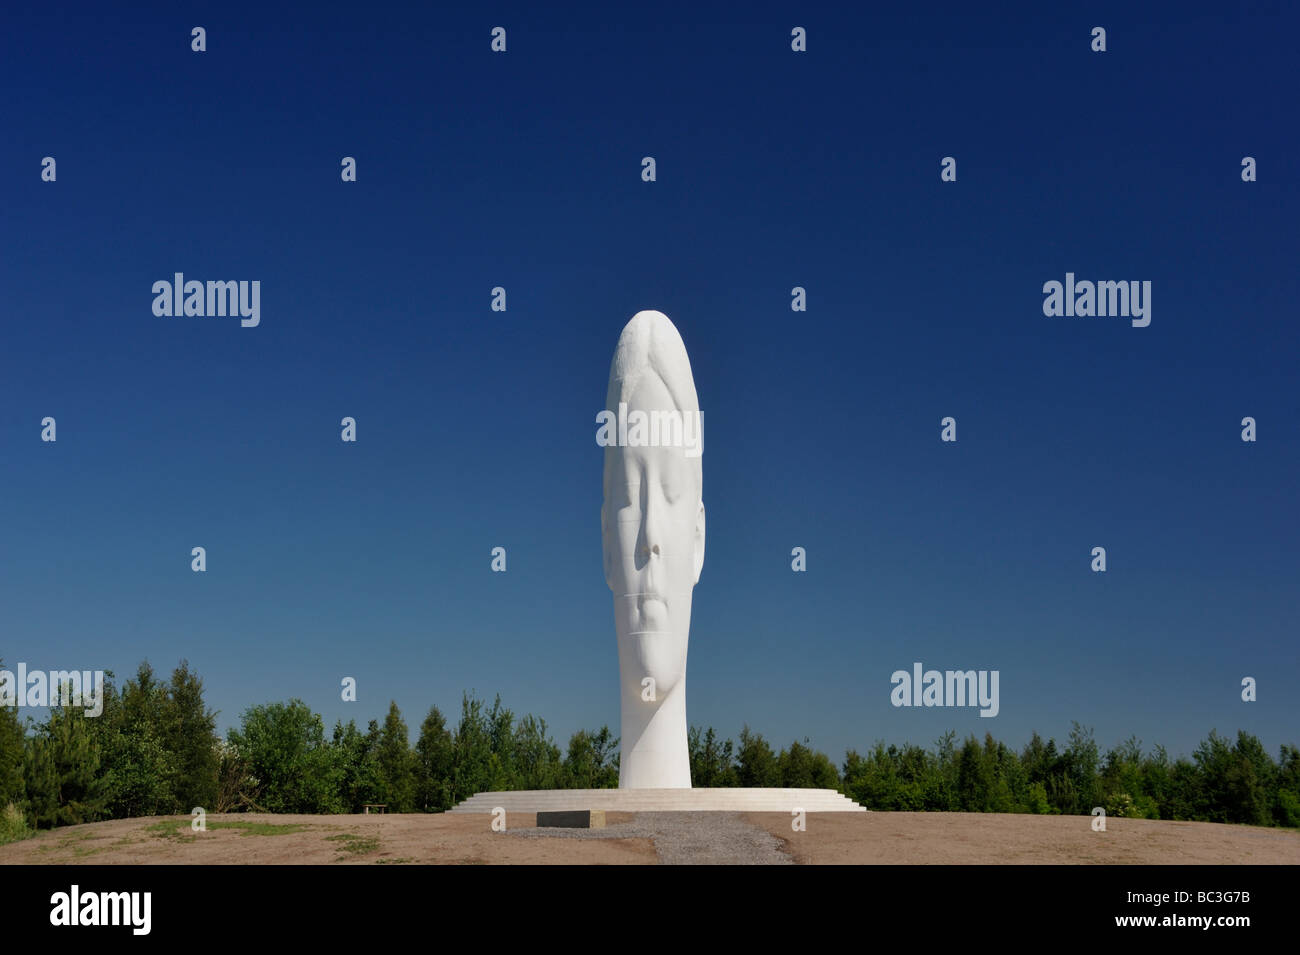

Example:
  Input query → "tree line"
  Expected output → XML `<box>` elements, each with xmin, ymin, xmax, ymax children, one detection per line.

<box><xmin>1</xmin><ymin>660</ymin><xmax>1296</xmax><ymax>842</ymax></box>
<box><xmin>691</xmin><ymin>724</ymin><xmax>1300</xmax><ymax>827</ymax></box>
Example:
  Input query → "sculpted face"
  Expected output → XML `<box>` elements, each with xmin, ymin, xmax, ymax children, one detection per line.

<box><xmin>603</xmin><ymin>372</ymin><xmax>705</xmax><ymax>697</ymax></box>
<box><xmin>600</xmin><ymin>309</ymin><xmax>704</xmax><ymax>788</ymax></box>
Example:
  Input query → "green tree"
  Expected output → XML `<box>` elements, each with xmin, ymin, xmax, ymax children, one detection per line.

<box><xmin>450</xmin><ymin>693</ymin><xmax>495</xmax><ymax>802</ymax></box>
<box><xmin>21</xmin><ymin>735</ymin><xmax>57</xmax><ymax>828</ymax></box>
<box><xmin>1024</xmin><ymin>781</ymin><xmax>1051</xmax><ymax>814</ymax></box>
<box><xmin>374</xmin><ymin>701</ymin><xmax>416</xmax><ymax>812</ymax></box>
<box><xmin>843</xmin><ymin>743</ymin><xmax>922</xmax><ymax>810</ymax></box>
<box><xmin>214</xmin><ymin>738</ymin><xmax>252</xmax><ymax>812</ymax></box>
<box><xmin>778</xmin><ymin>739</ymin><xmax>840</xmax><ymax>790</ymax></box>
<box><xmin>486</xmin><ymin>696</ymin><xmax>517</xmax><ymax>789</ymax></box>
<box><xmin>956</xmin><ymin>735</ymin><xmax>994</xmax><ymax>811</ymax></box>
<box><xmin>1141</xmin><ymin>745</ymin><xmax>1175</xmax><ymax>819</ymax></box>
<box><xmin>101</xmin><ymin>723</ymin><xmax>176</xmax><ymax>818</ymax></box>
<box><xmin>1193</xmin><ymin>731</ymin><xmax>1238</xmax><ymax>823</ymax></box>
<box><xmin>1166</xmin><ymin>756</ymin><xmax>1203</xmax><ymax>820</ymax></box>
<box><xmin>1061</xmin><ymin>722</ymin><xmax>1100</xmax><ymax>815</ymax></box>
<box><xmin>689</xmin><ymin>727</ymin><xmax>738</xmax><ymax>787</ymax></box>
<box><xmin>1101</xmin><ymin>737</ymin><xmax>1157</xmax><ymax>819</ymax></box>
<box><xmin>329</xmin><ymin>719</ymin><xmax>379</xmax><ymax>813</ymax></box>
<box><xmin>1275</xmin><ymin>744</ymin><xmax>1300</xmax><ymax>828</ymax></box>
<box><xmin>161</xmin><ymin>661</ymin><xmax>219</xmax><ymax>812</ymax></box>
<box><xmin>28</xmin><ymin>702</ymin><xmax>105</xmax><ymax>826</ymax></box>
<box><xmin>0</xmin><ymin>660</ymin><xmax>25</xmax><ymax>808</ymax></box>
<box><xmin>1020</xmin><ymin>732</ymin><xmax>1053</xmax><ymax>784</ymax></box>
<box><xmin>1193</xmin><ymin>731</ymin><xmax>1275</xmax><ymax>826</ymax></box>
<box><xmin>930</xmin><ymin>731</ymin><xmax>960</xmax><ymax>810</ymax></box>
<box><xmin>899</xmin><ymin>742</ymin><xmax>942</xmax><ymax>810</ymax></box>
<box><xmin>512</xmin><ymin>714</ymin><xmax>562</xmax><ymax>791</ymax></box>
<box><xmin>736</xmin><ymin>726</ymin><xmax>779</xmax><ymax>788</ymax></box>
<box><xmin>227</xmin><ymin>700</ymin><xmax>341</xmax><ymax>813</ymax></box>
<box><xmin>563</xmin><ymin>727</ymin><xmax>619</xmax><ymax>789</ymax></box>
<box><xmin>414</xmin><ymin>706</ymin><xmax>454</xmax><ymax>811</ymax></box>
<box><xmin>94</xmin><ymin>665</ymin><xmax>176</xmax><ymax>818</ymax></box>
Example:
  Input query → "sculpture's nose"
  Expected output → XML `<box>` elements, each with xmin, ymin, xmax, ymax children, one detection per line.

<box><xmin>638</xmin><ymin>496</ymin><xmax>665</xmax><ymax>564</ymax></box>
<box><xmin>638</xmin><ymin>528</ymin><xmax>660</xmax><ymax>563</ymax></box>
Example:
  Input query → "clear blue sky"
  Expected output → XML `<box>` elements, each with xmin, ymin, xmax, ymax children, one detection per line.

<box><xmin>2</xmin><ymin>1</ymin><xmax>1296</xmax><ymax>763</ymax></box>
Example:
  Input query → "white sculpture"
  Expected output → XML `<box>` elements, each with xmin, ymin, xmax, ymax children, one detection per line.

<box><xmin>600</xmin><ymin>310</ymin><xmax>705</xmax><ymax>789</ymax></box>
<box><xmin>446</xmin><ymin>311</ymin><xmax>865</xmax><ymax>811</ymax></box>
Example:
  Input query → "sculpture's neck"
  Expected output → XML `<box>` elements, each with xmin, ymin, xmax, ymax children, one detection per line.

<box><xmin>619</xmin><ymin>681</ymin><xmax>691</xmax><ymax>789</ymax></box>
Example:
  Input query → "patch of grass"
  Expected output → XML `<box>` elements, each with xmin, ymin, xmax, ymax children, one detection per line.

<box><xmin>375</xmin><ymin>856</ymin><xmax>414</xmax><ymax>865</ymax></box>
<box><xmin>207</xmin><ymin>821</ymin><xmax>309</xmax><ymax>836</ymax></box>
<box><xmin>0</xmin><ymin>804</ymin><xmax>33</xmax><ymax>846</ymax></box>
<box><xmin>69</xmin><ymin>842</ymin><xmax>111</xmax><ymax>859</ymax></box>
<box><xmin>326</xmin><ymin>832</ymin><xmax>381</xmax><ymax>860</ymax></box>
<box><xmin>147</xmin><ymin>818</ymin><xmax>309</xmax><ymax>841</ymax></box>
<box><xmin>145</xmin><ymin>820</ymin><xmax>197</xmax><ymax>843</ymax></box>
<box><xmin>51</xmin><ymin>832</ymin><xmax>101</xmax><ymax>854</ymax></box>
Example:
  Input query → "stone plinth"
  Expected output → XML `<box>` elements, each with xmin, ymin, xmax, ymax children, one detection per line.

<box><xmin>449</xmin><ymin>788</ymin><xmax>867</xmax><ymax>813</ymax></box>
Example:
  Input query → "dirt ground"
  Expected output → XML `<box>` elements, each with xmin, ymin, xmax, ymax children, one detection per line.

<box><xmin>746</xmin><ymin>811</ymin><xmax>1300</xmax><ymax>865</ymax></box>
<box><xmin>0</xmin><ymin>812</ymin><xmax>650</xmax><ymax>866</ymax></box>
<box><xmin>1</xmin><ymin>811</ymin><xmax>1296</xmax><ymax>865</ymax></box>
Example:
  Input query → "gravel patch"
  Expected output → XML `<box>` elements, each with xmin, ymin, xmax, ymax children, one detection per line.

<box><xmin>507</xmin><ymin>811</ymin><xmax>793</xmax><ymax>865</ymax></box>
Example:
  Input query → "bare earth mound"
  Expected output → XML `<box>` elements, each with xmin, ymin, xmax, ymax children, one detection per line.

<box><xmin>745</xmin><ymin>811</ymin><xmax>1300</xmax><ymax>864</ymax></box>
<box><xmin>1</xmin><ymin>811</ymin><xmax>1295</xmax><ymax>865</ymax></box>
<box><xmin>0</xmin><ymin>813</ymin><xmax>652</xmax><ymax>866</ymax></box>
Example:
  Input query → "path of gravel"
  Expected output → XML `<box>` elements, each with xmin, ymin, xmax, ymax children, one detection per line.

<box><xmin>507</xmin><ymin>811</ymin><xmax>793</xmax><ymax>865</ymax></box>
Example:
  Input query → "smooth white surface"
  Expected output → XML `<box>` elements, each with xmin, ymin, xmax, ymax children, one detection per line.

<box><xmin>601</xmin><ymin>310</ymin><xmax>704</xmax><ymax>789</ymax></box>
<box><xmin>450</xmin><ymin>788</ymin><xmax>867</xmax><ymax>812</ymax></box>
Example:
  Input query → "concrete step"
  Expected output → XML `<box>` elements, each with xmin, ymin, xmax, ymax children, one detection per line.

<box><xmin>451</xmin><ymin>794</ymin><xmax>863</xmax><ymax>805</ymax></box>
<box><xmin>448</xmin><ymin>787</ymin><xmax>868</xmax><ymax>813</ymax></box>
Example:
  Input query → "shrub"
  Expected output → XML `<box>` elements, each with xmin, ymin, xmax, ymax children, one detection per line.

<box><xmin>0</xmin><ymin>802</ymin><xmax>31</xmax><ymax>845</ymax></box>
<box><xmin>1025</xmin><ymin>782</ymin><xmax>1051</xmax><ymax>815</ymax></box>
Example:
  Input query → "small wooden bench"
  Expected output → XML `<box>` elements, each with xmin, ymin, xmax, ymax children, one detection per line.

<box><xmin>363</xmin><ymin>804</ymin><xmax>387</xmax><ymax>815</ymax></box>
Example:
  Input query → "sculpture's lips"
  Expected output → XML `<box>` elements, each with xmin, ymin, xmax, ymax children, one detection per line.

<box><xmin>634</xmin><ymin>593</ymin><xmax>670</xmax><ymax>630</ymax></box>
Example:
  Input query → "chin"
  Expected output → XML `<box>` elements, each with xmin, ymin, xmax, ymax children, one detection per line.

<box><xmin>621</xmin><ymin>629</ymin><xmax>687</xmax><ymax>697</ymax></box>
